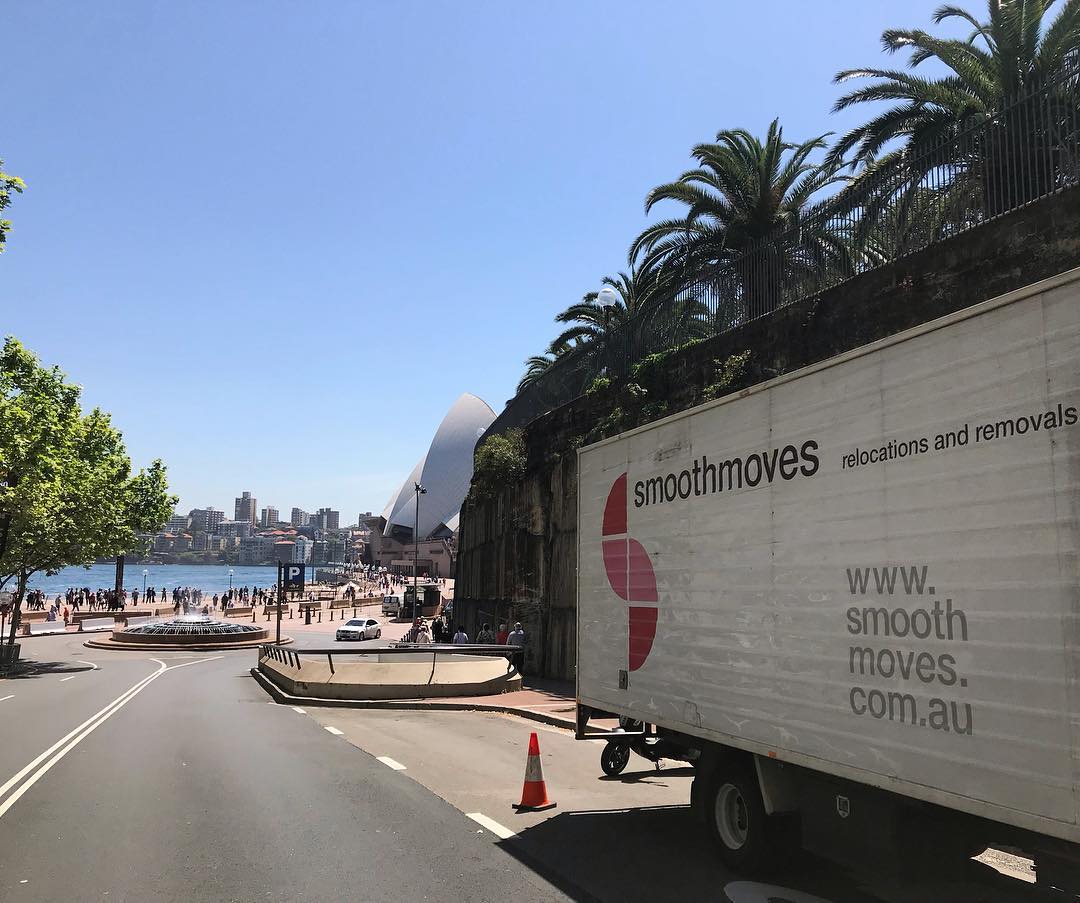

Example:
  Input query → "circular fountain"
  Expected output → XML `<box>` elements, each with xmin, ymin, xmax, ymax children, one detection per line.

<box><xmin>85</xmin><ymin>614</ymin><xmax>287</xmax><ymax>651</ymax></box>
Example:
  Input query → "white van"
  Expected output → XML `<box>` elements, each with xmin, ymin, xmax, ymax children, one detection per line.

<box><xmin>381</xmin><ymin>594</ymin><xmax>402</xmax><ymax>618</ymax></box>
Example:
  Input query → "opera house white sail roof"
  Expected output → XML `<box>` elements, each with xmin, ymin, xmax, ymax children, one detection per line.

<box><xmin>382</xmin><ymin>393</ymin><xmax>495</xmax><ymax>539</ymax></box>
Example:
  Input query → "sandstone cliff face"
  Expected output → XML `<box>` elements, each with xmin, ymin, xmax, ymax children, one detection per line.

<box><xmin>457</xmin><ymin>187</ymin><xmax>1080</xmax><ymax>680</ymax></box>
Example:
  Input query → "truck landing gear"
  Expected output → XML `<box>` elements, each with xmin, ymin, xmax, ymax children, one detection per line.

<box><xmin>601</xmin><ymin>742</ymin><xmax>631</xmax><ymax>776</ymax></box>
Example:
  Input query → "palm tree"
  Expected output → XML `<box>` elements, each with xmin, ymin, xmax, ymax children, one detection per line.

<box><xmin>550</xmin><ymin>269</ymin><xmax>710</xmax><ymax>368</ymax></box>
<box><xmin>515</xmin><ymin>336</ymin><xmax>579</xmax><ymax>392</ymax></box>
<box><xmin>830</xmin><ymin>1</ymin><xmax>1080</xmax><ymax>214</ymax></box>
<box><xmin>516</xmin><ymin>353</ymin><xmax>560</xmax><ymax>394</ymax></box>
<box><xmin>629</xmin><ymin>120</ymin><xmax>851</xmax><ymax>319</ymax></box>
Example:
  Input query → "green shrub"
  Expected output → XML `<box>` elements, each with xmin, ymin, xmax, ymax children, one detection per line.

<box><xmin>641</xmin><ymin>400</ymin><xmax>670</xmax><ymax>421</ymax></box>
<box><xmin>586</xmin><ymin>375</ymin><xmax>612</xmax><ymax>395</ymax></box>
<box><xmin>702</xmin><ymin>350</ymin><xmax>752</xmax><ymax>401</ymax></box>
<box><xmin>471</xmin><ymin>429</ymin><xmax>526</xmax><ymax>499</ymax></box>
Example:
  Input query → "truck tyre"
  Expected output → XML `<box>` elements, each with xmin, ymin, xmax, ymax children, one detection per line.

<box><xmin>601</xmin><ymin>741</ymin><xmax>631</xmax><ymax>776</ymax></box>
<box><xmin>703</xmin><ymin>765</ymin><xmax>783</xmax><ymax>873</ymax></box>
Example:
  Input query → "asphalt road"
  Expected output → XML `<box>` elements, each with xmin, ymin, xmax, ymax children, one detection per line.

<box><xmin>0</xmin><ymin>634</ymin><xmax>1071</xmax><ymax>903</ymax></box>
<box><xmin>0</xmin><ymin>635</ymin><xmax>564</xmax><ymax>902</ymax></box>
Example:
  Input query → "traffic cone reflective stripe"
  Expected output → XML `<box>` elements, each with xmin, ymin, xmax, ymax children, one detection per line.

<box><xmin>514</xmin><ymin>732</ymin><xmax>556</xmax><ymax>811</ymax></box>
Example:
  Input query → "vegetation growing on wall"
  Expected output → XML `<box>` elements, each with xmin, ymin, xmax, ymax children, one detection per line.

<box><xmin>471</xmin><ymin>429</ymin><xmax>526</xmax><ymax>500</ymax></box>
<box><xmin>512</xmin><ymin>0</ymin><xmax>1080</xmax><ymax>405</ymax></box>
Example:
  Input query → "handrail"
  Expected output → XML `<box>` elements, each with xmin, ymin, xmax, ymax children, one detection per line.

<box><xmin>271</xmin><ymin>643</ymin><xmax>518</xmax><ymax>656</ymax></box>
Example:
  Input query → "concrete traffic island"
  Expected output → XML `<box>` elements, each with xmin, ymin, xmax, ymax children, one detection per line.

<box><xmin>257</xmin><ymin>647</ymin><xmax>521</xmax><ymax>701</ymax></box>
<box><xmin>85</xmin><ymin>615</ymin><xmax>289</xmax><ymax>651</ymax></box>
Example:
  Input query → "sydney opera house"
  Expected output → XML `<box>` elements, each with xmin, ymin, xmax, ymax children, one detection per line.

<box><xmin>365</xmin><ymin>393</ymin><xmax>495</xmax><ymax>576</ymax></box>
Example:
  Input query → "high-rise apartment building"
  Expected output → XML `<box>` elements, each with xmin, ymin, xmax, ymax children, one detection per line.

<box><xmin>313</xmin><ymin>507</ymin><xmax>340</xmax><ymax>530</ymax></box>
<box><xmin>260</xmin><ymin>506</ymin><xmax>279</xmax><ymax>528</ymax></box>
<box><xmin>234</xmin><ymin>491</ymin><xmax>257</xmax><ymax>525</ymax></box>
<box><xmin>166</xmin><ymin>513</ymin><xmax>189</xmax><ymax>532</ymax></box>
<box><xmin>189</xmin><ymin>507</ymin><xmax>224</xmax><ymax>534</ymax></box>
<box><xmin>290</xmin><ymin>507</ymin><xmax>309</xmax><ymax>527</ymax></box>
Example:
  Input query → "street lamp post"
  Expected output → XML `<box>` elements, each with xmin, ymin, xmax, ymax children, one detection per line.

<box><xmin>596</xmin><ymin>286</ymin><xmax>619</xmax><ymax>373</ymax></box>
<box><xmin>228</xmin><ymin>568</ymin><xmax>234</xmax><ymax>600</ymax></box>
<box><xmin>413</xmin><ymin>482</ymin><xmax>426</xmax><ymax>619</ymax></box>
<box><xmin>142</xmin><ymin>569</ymin><xmax>148</xmax><ymax>598</ymax></box>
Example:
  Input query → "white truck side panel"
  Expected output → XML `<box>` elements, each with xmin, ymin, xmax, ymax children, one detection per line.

<box><xmin>578</xmin><ymin>272</ymin><xmax>1080</xmax><ymax>841</ymax></box>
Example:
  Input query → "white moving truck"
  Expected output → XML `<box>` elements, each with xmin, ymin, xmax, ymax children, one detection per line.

<box><xmin>575</xmin><ymin>271</ymin><xmax>1080</xmax><ymax>885</ymax></box>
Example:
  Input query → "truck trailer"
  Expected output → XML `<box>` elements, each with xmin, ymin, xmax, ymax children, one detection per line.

<box><xmin>575</xmin><ymin>270</ymin><xmax>1080</xmax><ymax>886</ymax></box>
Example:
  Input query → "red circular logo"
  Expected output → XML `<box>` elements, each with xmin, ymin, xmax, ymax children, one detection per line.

<box><xmin>602</xmin><ymin>473</ymin><xmax>658</xmax><ymax>671</ymax></box>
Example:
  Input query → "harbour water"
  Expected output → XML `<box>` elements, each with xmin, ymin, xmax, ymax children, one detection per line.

<box><xmin>26</xmin><ymin>563</ymin><xmax>282</xmax><ymax>597</ymax></box>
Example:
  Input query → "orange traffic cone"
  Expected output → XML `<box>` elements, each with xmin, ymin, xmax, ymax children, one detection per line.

<box><xmin>513</xmin><ymin>732</ymin><xmax>556</xmax><ymax>811</ymax></box>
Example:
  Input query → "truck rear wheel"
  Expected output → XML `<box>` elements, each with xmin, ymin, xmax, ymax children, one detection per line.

<box><xmin>703</xmin><ymin>765</ymin><xmax>786</xmax><ymax>873</ymax></box>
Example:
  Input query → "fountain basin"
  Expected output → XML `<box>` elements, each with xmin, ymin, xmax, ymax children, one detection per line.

<box><xmin>85</xmin><ymin>615</ymin><xmax>286</xmax><ymax>651</ymax></box>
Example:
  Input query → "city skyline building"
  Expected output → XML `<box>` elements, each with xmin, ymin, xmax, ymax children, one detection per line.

<box><xmin>312</xmin><ymin>508</ymin><xmax>340</xmax><ymax>531</ymax></box>
<box><xmin>188</xmin><ymin>507</ymin><xmax>224</xmax><ymax>534</ymax></box>
<box><xmin>290</xmin><ymin>507</ymin><xmax>309</xmax><ymax>527</ymax></box>
<box><xmin>260</xmin><ymin>506</ymin><xmax>279</xmax><ymax>528</ymax></box>
<box><xmin>234</xmin><ymin>491</ymin><xmax>257</xmax><ymax>525</ymax></box>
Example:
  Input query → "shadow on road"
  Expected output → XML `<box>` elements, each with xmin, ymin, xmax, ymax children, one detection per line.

<box><xmin>4</xmin><ymin>659</ymin><xmax>96</xmax><ymax>679</ymax></box>
<box><xmin>499</xmin><ymin>805</ymin><xmax>1063</xmax><ymax>903</ymax></box>
<box><xmin>598</xmin><ymin>765</ymin><xmax>696</xmax><ymax>784</ymax></box>
<box><xmin>496</xmin><ymin>804</ymin><xmax>883</xmax><ymax>903</ymax></box>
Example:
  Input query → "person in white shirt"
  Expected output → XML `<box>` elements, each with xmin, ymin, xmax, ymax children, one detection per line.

<box><xmin>507</xmin><ymin>622</ymin><xmax>525</xmax><ymax>673</ymax></box>
<box><xmin>453</xmin><ymin>625</ymin><xmax>469</xmax><ymax>644</ymax></box>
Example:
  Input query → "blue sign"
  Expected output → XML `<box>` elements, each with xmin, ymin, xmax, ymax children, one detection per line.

<box><xmin>282</xmin><ymin>563</ymin><xmax>305</xmax><ymax>590</ymax></box>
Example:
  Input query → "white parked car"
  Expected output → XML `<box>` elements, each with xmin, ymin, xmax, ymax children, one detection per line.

<box><xmin>336</xmin><ymin>617</ymin><xmax>381</xmax><ymax>641</ymax></box>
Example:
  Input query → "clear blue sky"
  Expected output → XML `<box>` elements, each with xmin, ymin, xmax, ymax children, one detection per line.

<box><xmin>3</xmin><ymin>0</ymin><xmax>946</xmax><ymax>522</ymax></box>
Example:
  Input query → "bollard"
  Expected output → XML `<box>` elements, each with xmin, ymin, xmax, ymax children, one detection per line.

<box><xmin>251</xmin><ymin>610</ymin><xmax>256</xmax><ymax>623</ymax></box>
<box><xmin>305</xmin><ymin>608</ymin><xmax>312</xmax><ymax>626</ymax></box>
<box><xmin>289</xmin><ymin>608</ymin><xmax>293</xmax><ymax>619</ymax></box>
<box><xmin>318</xmin><ymin>610</ymin><xmax>321</xmax><ymax>623</ymax></box>
<box><xmin>353</xmin><ymin>607</ymin><xmax>357</xmax><ymax>618</ymax></box>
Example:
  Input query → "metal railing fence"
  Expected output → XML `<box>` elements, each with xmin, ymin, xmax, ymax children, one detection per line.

<box><xmin>503</xmin><ymin>63</ymin><xmax>1080</xmax><ymax>427</ymax></box>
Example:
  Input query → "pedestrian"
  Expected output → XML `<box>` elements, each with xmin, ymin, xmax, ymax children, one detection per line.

<box><xmin>453</xmin><ymin>624</ymin><xmax>469</xmax><ymax>645</ymax></box>
<box><xmin>496</xmin><ymin>622</ymin><xmax>509</xmax><ymax>645</ymax></box>
<box><xmin>508</xmin><ymin>621</ymin><xmax>526</xmax><ymax>673</ymax></box>
<box><xmin>61</xmin><ymin>604</ymin><xmax>70</xmax><ymax>626</ymax></box>
<box><xmin>476</xmin><ymin>622</ymin><xmax>495</xmax><ymax>644</ymax></box>
<box><xmin>415</xmin><ymin>620</ymin><xmax>432</xmax><ymax>644</ymax></box>
<box><xmin>403</xmin><ymin>618</ymin><xmax>423</xmax><ymax>643</ymax></box>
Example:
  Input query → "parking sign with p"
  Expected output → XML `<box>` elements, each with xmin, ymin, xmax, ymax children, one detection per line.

<box><xmin>282</xmin><ymin>564</ymin><xmax>304</xmax><ymax>591</ymax></box>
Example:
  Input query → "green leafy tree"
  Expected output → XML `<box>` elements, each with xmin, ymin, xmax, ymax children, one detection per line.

<box><xmin>629</xmin><ymin>120</ymin><xmax>851</xmax><ymax>317</ymax></box>
<box><xmin>0</xmin><ymin>338</ymin><xmax>176</xmax><ymax>649</ymax></box>
<box><xmin>0</xmin><ymin>159</ymin><xmax>25</xmax><ymax>253</ymax></box>
<box><xmin>471</xmin><ymin>430</ymin><xmax>526</xmax><ymax>500</ymax></box>
<box><xmin>830</xmin><ymin>1</ymin><xmax>1080</xmax><ymax>213</ymax></box>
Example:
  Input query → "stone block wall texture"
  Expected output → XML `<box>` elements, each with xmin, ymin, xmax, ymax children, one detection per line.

<box><xmin>457</xmin><ymin>187</ymin><xmax>1080</xmax><ymax>680</ymax></box>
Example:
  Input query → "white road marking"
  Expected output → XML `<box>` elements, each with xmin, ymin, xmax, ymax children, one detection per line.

<box><xmin>76</xmin><ymin>661</ymin><xmax>99</xmax><ymax>670</ymax></box>
<box><xmin>466</xmin><ymin>813</ymin><xmax>517</xmax><ymax>840</ymax></box>
<box><xmin>0</xmin><ymin>654</ymin><xmax>223</xmax><ymax>821</ymax></box>
<box><xmin>157</xmin><ymin>656</ymin><xmax>224</xmax><ymax>671</ymax></box>
<box><xmin>0</xmin><ymin>695</ymin><xmax>13</xmax><ymax>703</ymax></box>
<box><xmin>292</xmin><ymin>707</ymin><xmax>306</xmax><ymax>714</ymax></box>
<box><xmin>59</xmin><ymin>676</ymin><xmax>77</xmax><ymax>682</ymax></box>
<box><xmin>325</xmin><ymin>726</ymin><xmax>344</xmax><ymax>736</ymax></box>
<box><xmin>0</xmin><ymin>660</ymin><xmax>167</xmax><ymax>820</ymax></box>
<box><xmin>376</xmin><ymin>756</ymin><xmax>406</xmax><ymax>771</ymax></box>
